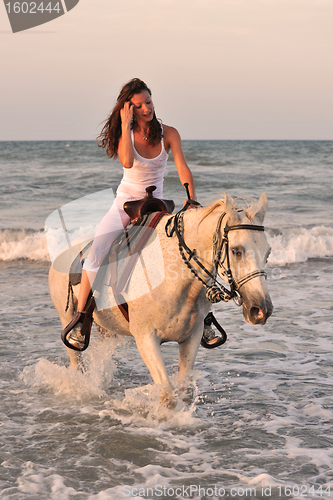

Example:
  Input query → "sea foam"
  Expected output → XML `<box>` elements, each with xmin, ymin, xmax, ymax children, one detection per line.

<box><xmin>267</xmin><ymin>225</ymin><xmax>333</xmax><ymax>266</ymax></box>
<box><xmin>0</xmin><ymin>228</ymin><xmax>50</xmax><ymax>262</ymax></box>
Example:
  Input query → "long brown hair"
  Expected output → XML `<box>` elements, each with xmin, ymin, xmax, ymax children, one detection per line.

<box><xmin>97</xmin><ymin>78</ymin><xmax>162</xmax><ymax>159</ymax></box>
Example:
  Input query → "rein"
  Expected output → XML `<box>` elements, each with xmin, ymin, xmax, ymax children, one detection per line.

<box><xmin>166</xmin><ymin>209</ymin><xmax>267</xmax><ymax>305</ymax></box>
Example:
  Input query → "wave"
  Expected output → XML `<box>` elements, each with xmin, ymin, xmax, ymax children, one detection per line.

<box><xmin>267</xmin><ymin>226</ymin><xmax>333</xmax><ymax>266</ymax></box>
<box><xmin>1</xmin><ymin>226</ymin><xmax>333</xmax><ymax>266</ymax></box>
<box><xmin>0</xmin><ymin>228</ymin><xmax>50</xmax><ymax>262</ymax></box>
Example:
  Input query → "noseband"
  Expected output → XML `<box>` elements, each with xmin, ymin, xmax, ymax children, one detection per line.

<box><xmin>166</xmin><ymin>210</ymin><xmax>267</xmax><ymax>305</ymax></box>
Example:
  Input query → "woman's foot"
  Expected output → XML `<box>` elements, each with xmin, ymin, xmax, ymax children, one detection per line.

<box><xmin>61</xmin><ymin>296</ymin><xmax>96</xmax><ymax>352</ymax></box>
<box><xmin>67</xmin><ymin>329</ymin><xmax>86</xmax><ymax>350</ymax></box>
<box><xmin>61</xmin><ymin>311</ymin><xmax>85</xmax><ymax>350</ymax></box>
<box><xmin>201</xmin><ymin>312</ymin><xmax>227</xmax><ymax>349</ymax></box>
<box><xmin>201</xmin><ymin>324</ymin><xmax>223</xmax><ymax>348</ymax></box>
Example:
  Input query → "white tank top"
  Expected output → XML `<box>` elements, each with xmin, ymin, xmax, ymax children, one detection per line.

<box><xmin>117</xmin><ymin>127</ymin><xmax>169</xmax><ymax>199</ymax></box>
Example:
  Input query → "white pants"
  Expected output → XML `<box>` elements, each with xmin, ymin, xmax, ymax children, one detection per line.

<box><xmin>83</xmin><ymin>194</ymin><xmax>138</xmax><ymax>273</ymax></box>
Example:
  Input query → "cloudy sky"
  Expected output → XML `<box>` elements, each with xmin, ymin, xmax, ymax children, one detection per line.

<box><xmin>1</xmin><ymin>0</ymin><xmax>332</xmax><ymax>140</ymax></box>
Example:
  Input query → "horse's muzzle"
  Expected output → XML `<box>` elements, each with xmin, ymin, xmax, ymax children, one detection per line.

<box><xmin>245</xmin><ymin>296</ymin><xmax>273</xmax><ymax>325</ymax></box>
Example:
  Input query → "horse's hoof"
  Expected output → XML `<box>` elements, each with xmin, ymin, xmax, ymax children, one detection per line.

<box><xmin>176</xmin><ymin>385</ymin><xmax>194</xmax><ymax>404</ymax></box>
<box><xmin>160</xmin><ymin>397</ymin><xmax>177</xmax><ymax>410</ymax></box>
<box><xmin>159</xmin><ymin>388</ymin><xmax>177</xmax><ymax>409</ymax></box>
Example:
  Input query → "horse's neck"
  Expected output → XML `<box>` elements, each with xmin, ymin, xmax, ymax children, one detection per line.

<box><xmin>182</xmin><ymin>206</ymin><xmax>225</xmax><ymax>259</ymax></box>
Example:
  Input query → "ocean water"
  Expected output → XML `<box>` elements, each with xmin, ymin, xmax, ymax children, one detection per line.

<box><xmin>0</xmin><ymin>140</ymin><xmax>333</xmax><ymax>500</ymax></box>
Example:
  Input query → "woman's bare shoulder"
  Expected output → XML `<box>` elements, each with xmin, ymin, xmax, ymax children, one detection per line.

<box><xmin>162</xmin><ymin>124</ymin><xmax>180</xmax><ymax>142</ymax></box>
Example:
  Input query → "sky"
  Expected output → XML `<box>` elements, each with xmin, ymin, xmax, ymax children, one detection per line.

<box><xmin>1</xmin><ymin>0</ymin><xmax>332</xmax><ymax>140</ymax></box>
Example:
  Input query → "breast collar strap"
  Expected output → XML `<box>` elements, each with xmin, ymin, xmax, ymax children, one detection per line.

<box><xmin>166</xmin><ymin>210</ymin><xmax>267</xmax><ymax>305</ymax></box>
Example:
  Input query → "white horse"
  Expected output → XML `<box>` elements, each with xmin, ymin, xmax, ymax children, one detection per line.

<box><xmin>49</xmin><ymin>193</ymin><xmax>273</xmax><ymax>403</ymax></box>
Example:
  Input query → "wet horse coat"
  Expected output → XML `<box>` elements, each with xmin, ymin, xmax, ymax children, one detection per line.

<box><xmin>49</xmin><ymin>193</ymin><xmax>273</xmax><ymax>401</ymax></box>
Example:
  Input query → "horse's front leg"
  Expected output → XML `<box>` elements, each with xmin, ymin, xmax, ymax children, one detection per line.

<box><xmin>134</xmin><ymin>332</ymin><xmax>175</xmax><ymax>407</ymax></box>
<box><xmin>177</xmin><ymin>328</ymin><xmax>203</xmax><ymax>402</ymax></box>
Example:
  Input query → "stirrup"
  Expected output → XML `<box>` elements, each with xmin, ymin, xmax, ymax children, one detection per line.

<box><xmin>61</xmin><ymin>295</ymin><xmax>96</xmax><ymax>352</ymax></box>
<box><xmin>201</xmin><ymin>312</ymin><xmax>227</xmax><ymax>349</ymax></box>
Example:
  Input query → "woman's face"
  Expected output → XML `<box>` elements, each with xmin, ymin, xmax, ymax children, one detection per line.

<box><xmin>130</xmin><ymin>91</ymin><xmax>154</xmax><ymax>123</ymax></box>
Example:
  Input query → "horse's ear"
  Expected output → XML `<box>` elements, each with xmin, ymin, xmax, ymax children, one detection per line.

<box><xmin>224</xmin><ymin>192</ymin><xmax>241</xmax><ymax>224</ymax></box>
<box><xmin>247</xmin><ymin>193</ymin><xmax>268</xmax><ymax>224</ymax></box>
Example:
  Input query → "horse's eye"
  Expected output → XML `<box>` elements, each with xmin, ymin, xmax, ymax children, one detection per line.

<box><xmin>232</xmin><ymin>249</ymin><xmax>243</xmax><ymax>259</ymax></box>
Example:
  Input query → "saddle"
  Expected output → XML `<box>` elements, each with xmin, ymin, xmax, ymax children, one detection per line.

<box><xmin>123</xmin><ymin>185</ymin><xmax>174</xmax><ymax>223</ymax></box>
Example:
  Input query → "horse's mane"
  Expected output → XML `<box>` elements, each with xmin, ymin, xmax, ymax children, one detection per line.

<box><xmin>199</xmin><ymin>195</ymin><xmax>254</xmax><ymax>224</ymax></box>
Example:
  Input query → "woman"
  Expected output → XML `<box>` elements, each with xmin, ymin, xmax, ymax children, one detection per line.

<box><xmin>63</xmin><ymin>78</ymin><xmax>197</xmax><ymax>349</ymax></box>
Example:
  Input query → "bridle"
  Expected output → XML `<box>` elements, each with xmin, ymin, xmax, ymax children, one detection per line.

<box><xmin>165</xmin><ymin>209</ymin><xmax>267</xmax><ymax>306</ymax></box>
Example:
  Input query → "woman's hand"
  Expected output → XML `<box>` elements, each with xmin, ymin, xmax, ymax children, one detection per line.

<box><xmin>120</xmin><ymin>101</ymin><xmax>134</xmax><ymax>130</ymax></box>
<box><xmin>118</xmin><ymin>101</ymin><xmax>135</xmax><ymax>169</ymax></box>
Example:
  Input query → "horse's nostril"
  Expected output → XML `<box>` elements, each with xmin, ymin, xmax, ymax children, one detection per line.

<box><xmin>250</xmin><ymin>306</ymin><xmax>264</xmax><ymax>322</ymax></box>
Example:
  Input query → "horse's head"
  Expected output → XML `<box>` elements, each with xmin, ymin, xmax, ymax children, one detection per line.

<box><xmin>222</xmin><ymin>193</ymin><xmax>273</xmax><ymax>325</ymax></box>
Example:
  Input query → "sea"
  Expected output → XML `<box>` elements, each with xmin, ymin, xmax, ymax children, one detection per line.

<box><xmin>0</xmin><ymin>140</ymin><xmax>333</xmax><ymax>500</ymax></box>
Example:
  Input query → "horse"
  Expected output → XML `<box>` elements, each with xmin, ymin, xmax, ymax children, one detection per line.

<box><xmin>48</xmin><ymin>192</ymin><xmax>273</xmax><ymax>405</ymax></box>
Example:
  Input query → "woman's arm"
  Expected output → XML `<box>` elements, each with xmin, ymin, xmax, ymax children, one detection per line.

<box><xmin>118</xmin><ymin>102</ymin><xmax>135</xmax><ymax>169</ymax></box>
<box><xmin>165</xmin><ymin>126</ymin><xmax>197</xmax><ymax>201</ymax></box>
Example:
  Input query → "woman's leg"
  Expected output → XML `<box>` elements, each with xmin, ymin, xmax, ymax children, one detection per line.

<box><xmin>80</xmin><ymin>195</ymin><xmax>130</xmax><ymax>305</ymax></box>
<box><xmin>77</xmin><ymin>269</ymin><xmax>95</xmax><ymax>312</ymax></box>
<box><xmin>76</xmin><ymin>196</ymin><xmax>127</xmax><ymax>312</ymax></box>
